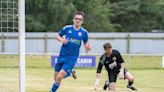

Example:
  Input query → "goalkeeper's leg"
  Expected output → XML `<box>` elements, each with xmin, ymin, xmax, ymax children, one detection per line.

<box><xmin>107</xmin><ymin>71</ymin><xmax>118</xmax><ymax>91</ymax></box>
<box><xmin>103</xmin><ymin>80</ymin><xmax>109</xmax><ymax>90</ymax></box>
<box><xmin>125</xmin><ymin>71</ymin><xmax>137</xmax><ymax>91</ymax></box>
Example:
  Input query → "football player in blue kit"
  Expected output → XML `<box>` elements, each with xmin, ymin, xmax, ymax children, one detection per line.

<box><xmin>50</xmin><ymin>11</ymin><xmax>91</xmax><ymax>92</ymax></box>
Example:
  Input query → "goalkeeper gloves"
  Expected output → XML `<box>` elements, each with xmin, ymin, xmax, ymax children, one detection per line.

<box><xmin>118</xmin><ymin>68</ymin><xmax>124</xmax><ymax>79</ymax></box>
<box><xmin>94</xmin><ymin>79</ymin><xmax>99</xmax><ymax>90</ymax></box>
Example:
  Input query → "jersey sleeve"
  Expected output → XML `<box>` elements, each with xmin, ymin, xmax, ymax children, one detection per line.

<box><xmin>58</xmin><ymin>26</ymin><xmax>67</xmax><ymax>37</ymax></box>
<box><xmin>97</xmin><ymin>62</ymin><xmax>103</xmax><ymax>73</ymax></box>
<box><xmin>83</xmin><ymin>31</ymin><xmax>88</xmax><ymax>43</ymax></box>
<box><xmin>96</xmin><ymin>54</ymin><xmax>106</xmax><ymax>73</ymax></box>
<box><xmin>116</xmin><ymin>51</ymin><xmax>124</xmax><ymax>63</ymax></box>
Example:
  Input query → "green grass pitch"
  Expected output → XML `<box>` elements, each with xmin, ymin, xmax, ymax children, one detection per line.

<box><xmin>0</xmin><ymin>55</ymin><xmax>164</xmax><ymax>92</ymax></box>
<box><xmin>0</xmin><ymin>68</ymin><xmax>164</xmax><ymax>92</ymax></box>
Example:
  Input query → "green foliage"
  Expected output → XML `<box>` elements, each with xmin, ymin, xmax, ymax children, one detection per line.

<box><xmin>25</xmin><ymin>0</ymin><xmax>164</xmax><ymax>32</ymax></box>
<box><xmin>109</xmin><ymin>0</ymin><xmax>141</xmax><ymax>32</ymax></box>
<box><xmin>72</xmin><ymin>0</ymin><xmax>114</xmax><ymax>32</ymax></box>
<box><xmin>138</xmin><ymin>0</ymin><xmax>164</xmax><ymax>31</ymax></box>
<box><xmin>25</xmin><ymin>0</ymin><xmax>76</xmax><ymax>32</ymax></box>
<box><xmin>110</xmin><ymin>0</ymin><xmax>164</xmax><ymax>32</ymax></box>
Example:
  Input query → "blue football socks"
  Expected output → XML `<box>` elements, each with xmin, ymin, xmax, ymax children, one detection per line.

<box><xmin>50</xmin><ymin>82</ymin><xmax>60</xmax><ymax>92</ymax></box>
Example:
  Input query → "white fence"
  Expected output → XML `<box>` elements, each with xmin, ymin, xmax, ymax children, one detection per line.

<box><xmin>0</xmin><ymin>32</ymin><xmax>164</xmax><ymax>54</ymax></box>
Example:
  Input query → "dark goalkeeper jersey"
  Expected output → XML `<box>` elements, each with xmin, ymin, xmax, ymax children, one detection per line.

<box><xmin>96</xmin><ymin>49</ymin><xmax>124</xmax><ymax>73</ymax></box>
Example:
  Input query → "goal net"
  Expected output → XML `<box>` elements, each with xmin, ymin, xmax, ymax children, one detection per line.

<box><xmin>0</xmin><ymin>0</ymin><xmax>18</xmax><ymax>67</ymax></box>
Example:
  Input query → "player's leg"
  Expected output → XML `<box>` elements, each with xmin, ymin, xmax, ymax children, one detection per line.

<box><xmin>50</xmin><ymin>72</ymin><xmax>59</xmax><ymax>92</ymax></box>
<box><xmin>63</xmin><ymin>57</ymin><xmax>77</xmax><ymax>79</ymax></box>
<box><xmin>108</xmin><ymin>71</ymin><xmax>118</xmax><ymax>91</ymax></box>
<box><xmin>50</xmin><ymin>58</ymin><xmax>64</xmax><ymax>92</ymax></box>
<box><xmin>63</xmin><ymin>70</ymin><xmax>77</xmax><ymax>79</ymax></box>
<box><xmin>103</xmin><ymin>71</ymin><xmax>111</xmax><ymax>90</ymax></box>
<box><xmin>51</xmin><ymin>70</ymin><xmax>67</xmax><ymax>92</ymax></box>
<box><xmin>51</xmin><ymin>57</ymin><xmax>77</xmax><ymax>92</ymax></box>
<box><xmin>125</xmin><ymin>70</ymin><xmax>137</xmax><ymax>91</ymax></box>
<box><xmin>103</xmin><ymin>80</ymin><xmax>109</xmax><ymax>90</ymax></box>
<box><xmin>109</xmin><ymin>82</ymin><xmax>116</xmax><ymax>91</ymax></box>
<box><xmin>63</xmin><ymin>69</ymin><xmax>71</xmax><ymax>79</ymax></box>
<box><xmin>71</xmin><ymin>70</ymin><xmax>77</xmax><ymax>79</ymax></box>
<box><xmin>54</xmin><ymin>71</ymin><xmax>59</xmax><ymax>81</ymax></box>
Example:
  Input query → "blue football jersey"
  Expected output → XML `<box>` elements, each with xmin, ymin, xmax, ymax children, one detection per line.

<box><xmin>58</xmin><ymin>25</ymin><xmax>88</xmax><ymax>57</ymax></box>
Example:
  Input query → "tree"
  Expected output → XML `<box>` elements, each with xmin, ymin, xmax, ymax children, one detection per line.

<box><xmin>26</xmin><ymin>0</ymin><xmax>76</xmax><ymax>32</ymax></box>
<box><xmin>109</xmin><ymin>0</ymin><xmax>164</xmax><ymax>32</ymax></box>
<box><xmin>72</xmin><ymin>0</ymin><xmax>114</xmax><ymax>32</ymax></box>
<box><xmin>25</xmin><ymin>0</ymin><xmax>164</xmax><ymax>32</ymax></box>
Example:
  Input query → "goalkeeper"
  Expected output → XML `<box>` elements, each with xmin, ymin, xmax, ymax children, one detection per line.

<box><xmin>94</xmin><ymin>42</ymin><xmax>137</xmax><ymax>91</ymax></box>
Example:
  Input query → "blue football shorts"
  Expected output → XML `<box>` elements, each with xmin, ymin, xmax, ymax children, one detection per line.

<box><xmin>54</xmin><ymin>56</ymin><xmax>77</xmax><ymax>73</ymax></box>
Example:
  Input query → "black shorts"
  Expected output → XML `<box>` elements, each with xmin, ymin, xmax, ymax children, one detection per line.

<box><xmin>107</xmin><ymin>69</ymin><xmax>128</xmax><ymax>83</ymax></box>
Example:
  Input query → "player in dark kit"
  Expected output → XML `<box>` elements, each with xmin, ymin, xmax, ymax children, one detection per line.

<box><xmin>94</xmin><ymin>42</ymin><xmax>137</xmax><ymax>91</ymax></box>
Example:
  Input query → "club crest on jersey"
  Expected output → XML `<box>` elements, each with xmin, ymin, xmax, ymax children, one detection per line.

<box><xmin>112</xmin><ymin>57</ymin><xmax>117</xmax><ymax>61</ymax></box>
<box><xmin>106</xmin><ymin>61</ymin><xmax>109</xmax><ymax>64</ymax></box>
<box><xmin>67</xmin><ymin>69</ymin><xmax>71</xmax><ymax>72</ymax></box>
<box><xmin>78</xmin><ymin>32</ymin><xmax>82</xmax><ymax>36</ymax></box>
<box><xmin>68</xmin><ymin>30</ymin><xmax>72</xmax><ymax>33</ymax></box>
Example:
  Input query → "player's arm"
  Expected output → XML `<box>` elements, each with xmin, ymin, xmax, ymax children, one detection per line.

<box><xmin>94</xmin><ymin>62</ymin><xmax>103</xmax><ymax>90</ymax></box>
<box><xmin>56</xmin><ymin>35</ymin><xmax>67</xmax><ymax>44</ymax></box>
<box><xmin>83</xmin><ymin>31</ymin><xmax>91</xmax><ymax>51</ymax></box>
<box><xmin>118</xmin><ymin>62</ymin><xmax>125</xmax><ymax>79</ymax></box>
<box><xmin>120</xmin><ymin>62</ymin><xmax>125</xmax><ymax>69</ymax></box>
<box><xmin>84</xmin><ymin>42</ymin><xmax>91</xmax><ymax>51</ymax></box>
<box><xmin>94</xmin><ymin>54</ymin><xmax>105</xmax><ymax>90</ymax></box>
<box><xmin>117</xmin><ymin>51</ymin><xmax>125</xmax><ymax>79</ymax></box>
<box><xmin>56</xmin><ymin>26</ymin><xmax>68</xmax><ymax>44</ymax></box>
<box><xmin>96</xmin><ymin>54</ymin><xmax>106</xmax><ymax>78</ymax></box>
<box><xmin>96</xmin><ymin>62</ymin><xmax>103</xmax><ymax>79</ymax></box>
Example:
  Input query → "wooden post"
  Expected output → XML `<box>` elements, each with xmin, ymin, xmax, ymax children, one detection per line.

<box><xmin>44</xmin><ymin>34</ymin><xmax>48</xmax><ymax>53</ymax></box>
<box><xmin>127</xmin><ymin>34</ymin><xmax>130</xmax><ymax>54</ymax></box>
<box><xmin>1</xmin><ymin>34</ymin><xmax>5</xmax><ymax>52</ymax></box>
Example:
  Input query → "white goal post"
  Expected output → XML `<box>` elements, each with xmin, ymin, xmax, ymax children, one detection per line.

<box><xmin>18</xmin><ymin>0</ymin><xmax>25</xmax><ymax>92</ymax></box>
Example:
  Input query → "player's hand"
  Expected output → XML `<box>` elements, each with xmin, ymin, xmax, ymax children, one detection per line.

<box><xmin>84</xmin><ymin>43</ymin><xmax>91</xmax><ymax>51</ymax></box>
<box><xmin>61</xmin><ymin>38</ymin><xmax>68</xmax><ymax>44</ymax></box>
<box><xmin>118</xmin><ymin>68</ymin><xmax>124</xmax><ymax>79</ymax></box>
<box><xmin>94</xmin><ymin>79</ymin><xmax>99</xmax><ymax>90</ymax></box>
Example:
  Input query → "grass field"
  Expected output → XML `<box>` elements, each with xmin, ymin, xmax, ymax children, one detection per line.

<box><xmin>0</xmin><ymin>55</ymin><xmax>164</xmax><ymax>92</ymax></box>
<box><xmin>0</xmin><ymin>68</ymin><xmax>164</xmax><ymax>92</ymax></box>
